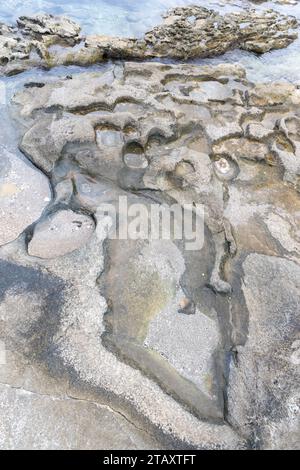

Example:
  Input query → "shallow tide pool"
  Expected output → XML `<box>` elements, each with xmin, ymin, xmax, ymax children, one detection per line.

<box><xmin>0</xmin><ymin>0</ymin><xmax>300</xmax><ymax>81</ymax></box>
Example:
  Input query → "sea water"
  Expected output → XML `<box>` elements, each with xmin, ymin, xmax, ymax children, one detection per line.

<box><xmin>0</xmin><ymin>0</ymin><xmax>299</xmax><ymax>81</ymax></box>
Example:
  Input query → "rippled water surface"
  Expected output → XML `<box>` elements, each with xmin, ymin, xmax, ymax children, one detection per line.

<box><xmin>0</xmin><ymin>0</ymin><xmax>300</xmax><ymax>81</ymax></box>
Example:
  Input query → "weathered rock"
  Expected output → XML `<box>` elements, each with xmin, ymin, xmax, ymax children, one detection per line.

<box><xmin>249</xmin><ymin>83</ymin><xmax>300</xmax><ymax>107</ymax></box>
<box><xmin>213</xmin><ymin>137</ymin><xmax>272</xmax><ymax>163</ymax></box>
<box><xmin>251</xmin><ymin>0</ymin><xmax>297</xmax><ymax>4</ymax></box>
<box><xmin>87</xmin><ymin>6</ymin><xmax>298</xmax><ymax>60</ymax></box>
<box><xmin>245</xmin><ymin>122</ymin><xmax>274</xmax><ymax>140</ymax></box>
<box><xmin>228</xmin><ymin>254</ymin><xmax>300</xmax><ymax>449</ymax></box>
<box><xmin>0</xmin><ymin>147</ymin><xmax>51</xmax><ymax>246</ymax></box>
<box><xmin>0</xmin><ymin>14</ymin><xmax>81</xmax><ymax>73</ymax></box>
<box><xmin>17</xmin><ymin>14</ymin><xmax>81</xmax><ymax>42</ymax></box>
<box><xmin>0</xmin><ymin>246</ymin><xmax>243</xmax><ymax>450</ymax></box>
<box><xmin>20</xmin><ymin>114</ymin><xmax>96</xmax><ymax>174</ymax></box>
<box><xmin>0</xmin><ymin>31</ymin><xmax>32</xmax><ymax>65</ymax></box>
<box><xmin>72</xmin><ymin>174</ymin><xmax>116</xmax><ymax>211</ymax></box>
<box><xmin>13</xmin><ymin>61</ymin><xmax>300</xmax><ymax>194</ymax></box>
<box><xmin>0</xmin><ymin>384</ymin><xmax>160</xmax><ymax>450</ymax></box>
<box><xmin>2</xmin><ymin>60</ymin><xmax>300</xmax><ymax>450</ymax></box>
<box><xmin>28</xmin><ymin>210</ymin><xmax>95</xmax><ymax>259</ymax></box>
<box><xmin>101</xmin><ymin>202</ymin><xmax>224</xmax><ymax>420</ymax></box>
<box><xmin>53</xmin><ymin>179</ymin><xmax>73</xmax><ymax>204</ymax></box>
<box><xmin>0</xmin><ymin>258</ymin><xmax>160</xmax><ymax>450</ymax></box>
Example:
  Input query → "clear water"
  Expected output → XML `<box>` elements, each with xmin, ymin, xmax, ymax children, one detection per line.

<box><xmin>0</xmin><ymin>0</ymin><xmax>299</xmax><ymax>81</ymax></box>
<box><xmin>0</xmin><ymin>0</ymin><xmax>251</xmax><ymax>37</ymax></box>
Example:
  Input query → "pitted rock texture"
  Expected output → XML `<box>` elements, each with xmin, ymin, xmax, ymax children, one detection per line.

<box><xmin>0</xmin><ymin>23</ymin><xmax>32</xmax><ymax>65</ymax></box>
<box><xmin>85</xmin><ymin>6</ymin><xmax>298</xmax><ymax>60</ymax></box>
<box><xmin>0</xmin><ymin>5</ymin><xmax>298</xmax><ymax>74</ymax></box>
<box><xmin>17</xmin><ymin>14</ymin><xmax>81</xmax><ymax>40</ymax></box>
<box><xmin>3</xmin><ymin>61</ymin><xmax>298</xmax><ymax>449</ymax></box>
<box><xmin>143</xmin><ymin>6</ymin><xmax>298</xmax><ymax>57</ymax></box>
<box><xmin>13</xmin><ymin>62</ymin><xmax>300</xmax><ymax>192</ymax></box>
<box><xmin>228</xmin><ymin>254</ymin><xmax>300</xmax><ymax>449</ymax></box>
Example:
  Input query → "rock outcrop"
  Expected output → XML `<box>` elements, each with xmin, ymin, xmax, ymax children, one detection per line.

<box><xmin>13</xmin><ymin>62</ymin><xmax>300</xmax><ymax>192</ymax></box>
<box><xmin>251</xmin><ymin>0</ymin><xmax>297</xmax><ymax>5</ymax></box>
<box><xmin>0</xmin><ymin>146</ymin><xmax>51</xmax><ymax>246</ymax></box>
<box><xmin>0</xmin><ymin>13</ymin><xmax>81</xmax><ymax>74</ymax></box>
<box><xmin>143</xmin><ymin>6</ymin><xmax>298</xmax><ymax>57</ymax></box>
<box><xmin>0</xmin><ymin>60</ymin><xmax>297</xmax><ymax>449</ymax></box>
<box><xmin>0</xmin><ymin>6</ymin><xmax>298</xmax><ymax>75</ymax></box>
<box><xmin>17</xmin><ymin>14</ymin><xmax>81</xmax><ymax>42</ymax></box>
<box><xmin>28</xmin><ymin>210</ymin><xmax>95</xmax><ymax>259</ymax></box>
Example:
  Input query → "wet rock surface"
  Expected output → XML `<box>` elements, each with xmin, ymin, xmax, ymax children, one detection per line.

<box><xmin>228</xmin><ymin>254</ymin><xmax>300</xmax><ymax>449</ymax></box>
<box><xmin>0</xmin><ymin>5</ymin><xmax>298</xmax><ymax>75</ymax></box>
<box><xmin>0</xmin><ymin>58</ymin><xmax>298</xmax><ymax>449</ymax></box>
<box><xmin>17</xmin><ymin>14</ymin><xmax>81</xmax><ymax>41</ymax></box>
<box><xmin>0</xmin><ymin>2</ymin><xmax>299</xmax><ymax>451</ymax></box>
<box><xmin>0</xmin><ymin>146</ymin><xmax>51</xmax><ymax>247</ymax></box>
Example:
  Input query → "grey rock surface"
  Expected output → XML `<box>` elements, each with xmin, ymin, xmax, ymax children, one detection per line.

<box><xmin>0</xmin><ymin>147</ymin><xmax>51</xmax><ymax>247</ymax></box>
<box><xmin>0</xmin><ymin>3</ymin><xmax>299</xmax><ymax>448</ymax></box>
<box><xmin>85</xmin><ymin>6</ymin><xmax>298</xmax><ymax>60</ymax></box>
<box><xmin>17</xmin><ymin>14</ymin><xmax>81</xmax><ymax>40</ymax></box>
<box><xmin>0</xmin><ymin>5</ymin><xmax>298</xmax><ymax>75</ymax></box>
<box><xmin>5</xmin><ymin>60</ymin><xmax>299</xmax><ymax>449</ymax></box>
<box><xmin>228</xmin><ymin>254</ymin><xmax>300</xmax><ymax>449</ymax></box>
<box><xmin>28</xmin><ymin>210</ymin><xmax>95</xmax><ymax>259</ymax></box>
<box><xmin>0</xmin><ymin>383</ymin><xmax>159</xmax><ymax>450</ymax></box>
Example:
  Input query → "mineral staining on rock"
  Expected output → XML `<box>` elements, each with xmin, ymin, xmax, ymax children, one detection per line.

<box><xmin>0</xmin><ymin>258</ymin><xmax>160</xmax><ymax>450</ymax></box>
<box><xmin>0</xmin><ymin>2</ymin><xmax>300</xmax><ymax>451</ymax></box>
<box><xmin>0</xmin><ymin>14</ymin><xmax>81</xmax><ymax>73</ymax></box>
<box><xmin>0</xmin><ymin>5</ymin><xmax>298</xmax><ymax>74</ymax></box>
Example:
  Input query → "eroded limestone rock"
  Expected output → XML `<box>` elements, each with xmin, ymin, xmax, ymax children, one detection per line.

<box><xmin>0</xmin><ymin>259</ymin><xmax>160</xmax><ymax>450</ymax></box>
<box><xmin>0</xmin><ymin>383</ymin><xmax>160</xmax><ymax>450</ymax></box>
<box><xmin>0</xmin><ymin>14</ymin><xmax>81</xmax><ymax>74</ymax></box>
<box><xmin>0</xmin><ymin>6</ymin><xmax>298</xmax><ymax>75</ymax></box>
<box><xmin>2</xmin><ymin>60</ymin><xmax>299</xmax><ymax>450</ymax></box>
<box><xmin>17</xmin><ymin>14</ymin><xmax>81</xmax><ymax>42</ymax></box>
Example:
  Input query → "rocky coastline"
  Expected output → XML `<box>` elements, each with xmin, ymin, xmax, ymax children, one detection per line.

<box><xmin>0</xmin><ymin>3</ymin><xmax>299</xmax><ymax>451</ymax></box>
